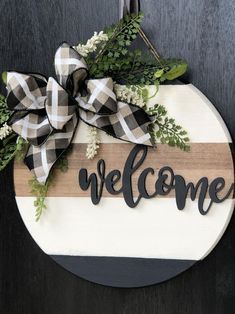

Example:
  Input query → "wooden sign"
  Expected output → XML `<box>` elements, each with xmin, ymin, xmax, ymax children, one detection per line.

<box><xmin>14</xmin><ymin>84</ymin><xmax>234</xmax><ymax>287</ymax></box>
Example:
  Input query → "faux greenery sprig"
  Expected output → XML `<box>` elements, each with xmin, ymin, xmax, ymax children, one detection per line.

<box><xmin>28</xmin><ymin>151</ymin><xmax>70</xmax><ymax>221</ymax></box>
<box><xmin>0</xmin><ymin>135</ymin><xmax>20</xmax><ymax>171</ymax></box>
<box><xmin>86</xmin><ymin>12</ymin><xmax>187</xmax><ymax>87</ymax></box>
<box><xmin>147</xmin><ymin>104</ymin><xmax>190</xmax><ymax>151</ymax></box>
<box><xmin>88</xmin><ymin>13</ymin><xmax>144</xmax><ymax>77</ymax></box>
<box><xmin>29</xmin><ymin>175</ymin><xmax>53</xmax><ymax>222</ymax></box>
<box><xmin>0</xmin><ymin>95</ymin><xmax>28</xmax><ymax>170</ymax></box>
<box><xmin>114</xmin><ymin>85</ymin><xmax>190</xmax><ymax>151</ymax></box>
<box><xmin>0</xmin><ymin>93</ymin><xmax>11</xmax><ymax>125</ymax></box>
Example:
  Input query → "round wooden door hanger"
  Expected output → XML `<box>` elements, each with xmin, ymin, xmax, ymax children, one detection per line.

<box><xmin>14</xmin><ymin>84</ymin><xmax>234</xmax><ymax>287</ymax></box>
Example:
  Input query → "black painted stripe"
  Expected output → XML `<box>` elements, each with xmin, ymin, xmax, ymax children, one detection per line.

<box><xmin>50</xmin><ymin>255</ymin><xmax>197</xmax><ymax>288</ymax></box>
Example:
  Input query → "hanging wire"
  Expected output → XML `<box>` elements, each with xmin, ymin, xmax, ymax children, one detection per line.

<box><xmin>119</xmin><ymin>0</ymin><xmax>164</xmax><ymax>67</ymax></box>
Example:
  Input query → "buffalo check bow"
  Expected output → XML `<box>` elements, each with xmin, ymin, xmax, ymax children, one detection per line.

<box><xmin>6</xmin><ymin>42</ymin><xmax>154</xmax><ymax>183</ymax></box>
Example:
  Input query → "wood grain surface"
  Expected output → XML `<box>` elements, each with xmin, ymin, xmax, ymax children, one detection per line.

<box><xmin>14</xmin><ymin>143</ymin><xmax>234</xmax><ymax>198</ymax></box>
<box><xmin>0</xmin><ymin>0</ymin><xmax>235</xmax><ymax>313</ymax></box>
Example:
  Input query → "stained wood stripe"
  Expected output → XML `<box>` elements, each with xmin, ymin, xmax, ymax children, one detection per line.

<box><xmin>14</xmin><ymin>143</ymin><xmax>234</xmax><ymax>198</ymax></box>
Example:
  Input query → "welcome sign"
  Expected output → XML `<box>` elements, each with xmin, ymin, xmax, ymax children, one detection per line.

<box><xmin>14</xmin><ymin>84</ymin><xmax>235</xmax><ymax>287</ymax></box>
<box><xmin>78</xmin><ymin>144</ymin><xmax>234</xmax><ymax>213</ymax></box>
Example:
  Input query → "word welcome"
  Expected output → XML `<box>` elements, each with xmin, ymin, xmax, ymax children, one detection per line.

<box><xmin>78</xmin><ymin>145</ymin><xmax>234</xmax><ymax>214</ymax></box>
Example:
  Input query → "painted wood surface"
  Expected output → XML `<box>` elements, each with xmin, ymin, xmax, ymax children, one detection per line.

<box><xmin>13</xmin><ymin>83</ymin><xmax>234</xmax><ymax>286</ymax></box>
<box><xmin>0</xmin><ymin>0</ymin><xmax>235</xmax><ymax>313</ymax></box>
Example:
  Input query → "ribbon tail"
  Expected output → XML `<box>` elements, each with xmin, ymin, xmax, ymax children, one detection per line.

<box><xmin>79</xmin><ymin>101</ymin><xmax>155</xmax><ymax>147</ymax></box>
<box><xmin>24</xmin><ymin>114</ymin><xmax>78</xmax><ymax>184</ymax></box>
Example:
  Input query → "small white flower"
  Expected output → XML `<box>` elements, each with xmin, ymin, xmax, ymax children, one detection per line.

<box><xmin>0</xmin><ymin>123</ymin><xmax>12</xmax><ymax>140</ymax></box>
<box><xmin>114</xmin><ymin>84</ymin><xmax>146</xmax><ymax>108</ymax></box>
<box><xmin>74</xmin><ymin>31</ymin><xmax>109</xmax><ymax>57</ymax></box>
<box><xmin>86</xmin><ymin>126</ymin><xmax>100</xmax><ymax>159</ymax></box>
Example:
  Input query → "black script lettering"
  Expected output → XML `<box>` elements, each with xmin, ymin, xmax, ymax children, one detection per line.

<box><xmin>105</xmin><ymin>170</ymin><xmax>122</xmax><ymax>195</ymax></box>
<box><xmin>78</xmin><ymin>144</ymin><xmax>234</xmax><ymax>215</ymax></box>
<box><xmin>174</xmin><ymin>176</ymin><xmax>212</xmax><ymax>215</ymax></box>
<box><xmin>209</xmin><ymin>178</ymin><xmax>234</xmax><ymax>202</ymax></box>
<box><xmin>122</xmin><ymin>145</ymin><xmax>147</xmax><ymax>208</ymax></box>
<box><xmin>138</xmin><ymin>168</ymin><xmax>155</xmax><ymax>198</ymax></box>
<box><xmin>155</xmin><ymin>166</ymin><xmax>175</xmax><ymax>196</ymax></box>
<box><xmin>79</xmin><ymin>159</ymin><xmax>106</xmax><ymax>205</ymax></box>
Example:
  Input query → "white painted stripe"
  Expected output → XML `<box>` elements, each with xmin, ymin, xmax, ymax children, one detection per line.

<box><xmin>73</xmin><ymin>84</ymin><xmax>232</xmax><ymax>144</ymax></box>
<box><xmin>16</xmin><ymin>197</ymin><xmax>234</xmax><ymax>260</ymax></box>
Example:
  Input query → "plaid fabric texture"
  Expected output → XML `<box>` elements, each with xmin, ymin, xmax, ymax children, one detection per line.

<box><xmin>7</xmin><ymin>72</ymin><xmax>47</xmax><ymax>110</ymax></box>
<box><xmin>46</xmin><ymin>77</ymin><xmax>76</xmax><ymax>130</ymax></box>
<box><xmin>6</xmin><ymin>42</ymin><xmax>154</xmax><ymax>183</ymax></box>
<box><xmin>86</xmin><ymin>78</ymin><xmax>117</xmax><ymax>114</ymax></box>
<box><xmin>25</xmin><ymin>114</ymin><xmax>78</xmax><ymax>183</ymax></box>
<box><xmin>8</xmin><ymin>111</ymin><xmax>53</xmax><ymax>146</ymax></box>
<box><xmin>79</xmin><ymin>101</ymin><xmax>153</xmax><ymax>146</ymax></box>
<box><xmin>54</xmin><ymin>42</ymin><xmax>88</xmax><ymax>88</ymax></box>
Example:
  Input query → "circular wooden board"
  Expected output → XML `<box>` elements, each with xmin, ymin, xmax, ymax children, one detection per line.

<box><xmin>14</xmin><ymin>84</ymin><xmax>234</xmax><ymax>287</ymax></box>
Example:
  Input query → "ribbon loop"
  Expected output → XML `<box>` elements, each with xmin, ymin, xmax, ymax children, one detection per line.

<box><xmin>6</xmin><ymin>72</ymin><xmax>47</xmax><ymax>110</ymax></box>
<box><xmin>45</xmin><ymin>77</ymin><xmax>76</xmax><ymax>130</ymax></box>
<box><xmin>25</xmin><ymin>114</ymin><xmax>78</xmax><ymax>183</ymax></box>
<box><xmin>86</xmin><ymin>78</ymin><xmax>118</xmax><ymax>115</ymax></box>
<box><xmin>6</xmin><ymin>42</ymin><xmax>155</xmax><ymax>184</ymax></box>
<box><xmin>54</xmin><ymin>42</ymin><xmax>88</xmax><ymax>91</ymax></box>
<box><xmin>8</xmin><ymin>111</ymin><xmax>52</xmax><ymax>146</ymax></box>
<box><xmin>79</xmin><ymin>101</ymin><xmax>153</xmax><ymax>146</ymax></box>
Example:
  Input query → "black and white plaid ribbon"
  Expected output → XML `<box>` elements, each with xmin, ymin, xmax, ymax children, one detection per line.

<box><xmin>6</xmin><ymin>43</ymin><xmax>154</xmax><ymax>183</ymax></box>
